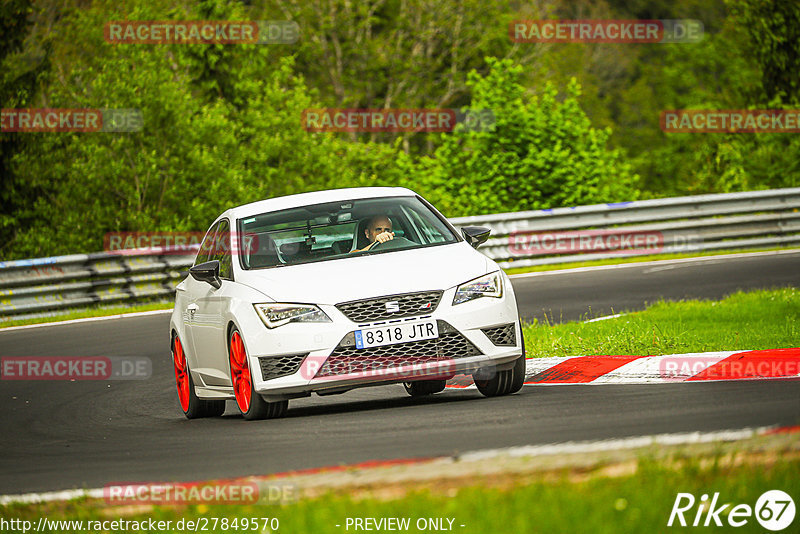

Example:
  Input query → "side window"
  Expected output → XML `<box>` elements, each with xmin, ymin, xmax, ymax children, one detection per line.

<box><xmin>194</xmin><ymin>222</ymin><xmax>220</xmax><ymax>266</ymax></box>
<box><xmin>213</xmin><ymin>219</ymin><xmax>233</xmax><ymax>280</ymax></box>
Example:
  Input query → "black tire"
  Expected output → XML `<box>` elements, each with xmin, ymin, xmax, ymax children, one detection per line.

<box><xmin>229</xmin><ymin>327</ymin><xmax>289</xmax><ymax>421</ymax></box>
<box><xmin>508</xmin><ymin>336</ymin><xmax>527</xmax><ymax>394</ymax></box>
<box><xmin>474</xmin><ymin>339</ymin><xmax>527</xmax><ymax>397</ymax></box>
<box><xmin>473</xmin><ymin>365</ymin><xmax>511</xmax><ymax>397</ymax></box>
<box><xmin>172</xmin><ymin>336</ymin><xmax>226</xmax><ymax>419</ymax></box>
<box><xmin>403</xmin><ymin>379</ymin><xmax>447</xmax><ymax>397</ymax></box>
<box><xmin>184</xmin><ymin>370</ymin><xmax>227</xmax><ymax>418</ymax></box>
<box><xmin>241</xmin><ymin>393</ymin><xmax>289</xmax><ymax>421</ymax></box>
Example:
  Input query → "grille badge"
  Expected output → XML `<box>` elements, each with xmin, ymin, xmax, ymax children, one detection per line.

<box><xmin>337</xmin><ymin>291</ymin><xmax>443</xmax><ymax>323</ymax></box>
<box><xmin>385</xmin><ymin>301</ymin><xmax>400</xmax><ymax>313</ymax></box>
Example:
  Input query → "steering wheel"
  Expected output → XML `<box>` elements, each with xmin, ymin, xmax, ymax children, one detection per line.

<box><xmin>368</xmin><ymin>236</ymin><xmax>415</xmax><ymax>251</ymax></box>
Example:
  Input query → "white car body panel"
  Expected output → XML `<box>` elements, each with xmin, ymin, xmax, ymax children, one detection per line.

<box><xmin>235</xmin><ymin>242</ymin><xmax>490</xmax><ymax>304</ymax></box>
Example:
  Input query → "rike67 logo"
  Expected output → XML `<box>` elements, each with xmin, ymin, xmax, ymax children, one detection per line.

<box><xmin>668</xmin><ymin>490</ymin><xmax>795</xmax><ymax>530</ymax></box>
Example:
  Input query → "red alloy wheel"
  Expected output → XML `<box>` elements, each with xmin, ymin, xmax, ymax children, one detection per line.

<box><xmin>229</xmin><ymin>331</ymin><xmax>252</xmax><ymax>413</ymax></box>
<box><xmin>172</xmin><ymin>336</ymin><xmax>190</xmax><ymax>412</ymax></box>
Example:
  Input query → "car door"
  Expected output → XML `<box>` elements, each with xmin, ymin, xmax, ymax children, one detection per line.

<box><xmin>189</xmin><ymin>218</ymin><xmax>236</xmax><ymax>387</ymax></box>
<box><xmin>180</xmin><ymin>220</ymin><xmax>219</xmax><ymax>370</ymax></box>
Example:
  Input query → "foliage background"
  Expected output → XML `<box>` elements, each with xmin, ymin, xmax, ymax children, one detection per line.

<box><xmin>1</xmin><ymin>0</ymin><xmax>798</xmax><ymax>258</ymax></box>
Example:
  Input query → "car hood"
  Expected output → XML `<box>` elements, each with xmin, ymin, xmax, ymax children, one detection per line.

<box><xmin>235</xmin><ymin>242</ymin><xmax>492</xmax><ymax>304</ymax></box>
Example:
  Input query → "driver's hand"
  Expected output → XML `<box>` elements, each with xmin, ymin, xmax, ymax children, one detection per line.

<box><xmin>375</xmin><ymin>231</ymin><xmax>395</xmax><ymax>243</ymax></box>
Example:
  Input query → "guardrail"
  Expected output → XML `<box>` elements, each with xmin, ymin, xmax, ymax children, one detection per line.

<box><xmin>0</xmin><ymin>252</ymin><xmax>194</xmax><ymax>318</ymax></box>
<box><xmin>451</xmin><ymin>187</ymin><xmax>800</xmax><ymax>269</ymax></box>
<box><xmin>2</xmin><ymin>187</ymin><xmax>799</xmax><ymax>318</ymax></box>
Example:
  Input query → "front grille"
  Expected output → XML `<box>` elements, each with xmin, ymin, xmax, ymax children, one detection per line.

<box><xmin>336</xmin><ymin>291</ymin><xmax>443</xmax><ymax>323</ymax></box>
<box><xmin>258</xmin><ymin>353</ymin><xmax>307</xmax><ymax>381</ymax></box>
<box><xmin>482</xmin><ymin>323</ymin><xmax>517</xmax><ymax>346</ymax></box>
<box><xmin>316</xmin><ymin>321</ymin><xmax>481</xmax><ymax>377</ymax></box>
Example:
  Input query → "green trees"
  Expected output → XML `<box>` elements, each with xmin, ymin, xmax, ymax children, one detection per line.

<box><xmin>729</xmin><ymin>0</ymin><xmax>800</xmax><ymax>106</ymax></box>
<box><xmin>0</xmin><ymin>0</ymin><xmax>49</xmax><ymax>259</ymax></box>
<box><xmin>404</xmin><ymin>58</ymin><xmax>638</xmax><ymax>215</ymax></box>
<box><xmin>620</xmin><ymin>0</ymin><xmax>800</xmax><ymax>196</ymax></box>
<box><xmin>1</xmin><ymin>0</ymin><xmax>797</xmax><ymax>259</ymax></box>
<box><xmin>2</xmin><ymin>0</ymin><xmax>400</xmax><ymax>258</ymax></box>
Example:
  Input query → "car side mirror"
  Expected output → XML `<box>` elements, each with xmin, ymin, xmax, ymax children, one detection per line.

<box><xmin>190</xmin><ymin>260</ymin><xmax>222</xmax><ymax>289</ymax></box>
<box><xmin>461</xmin><ymin>226</ymin><xmax>491</xmax><ymax>249</ymax></box>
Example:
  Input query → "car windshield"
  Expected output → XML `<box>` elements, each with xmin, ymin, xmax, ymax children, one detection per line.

<box><xmin>237</xmin><ymin>196</ymin><xmax>458</xmax><ymax>269</ymax></box>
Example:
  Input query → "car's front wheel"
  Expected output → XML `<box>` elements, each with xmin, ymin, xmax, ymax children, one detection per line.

<box><xmin>229</xmin><ymin>328</ymin><xmax>288</xmax><ymax>420</ymax></box>
<box><xmin>403</xmin><ymin>379</ymin><xmax>447</xmax><ymax>397</ymax></box>
<box><xmin>172</xmin><ymin>335</ymin><xmax>225</xmax><ymax>419</ymax></box>
<box><xmin>474</xmin><ymin>341</ymin><xmax>527</xmax><ymax>397</ymax></box>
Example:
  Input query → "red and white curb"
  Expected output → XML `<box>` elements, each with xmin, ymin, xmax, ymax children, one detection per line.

<box><xmin>447</xmin><ymin>348</ymin><xmax>800</xmax><ymax>388</ymax></box>
<box><xmin>2</xmin><ymin>425</ymin><xmax>797</xmax><ymax>506</ymax></box>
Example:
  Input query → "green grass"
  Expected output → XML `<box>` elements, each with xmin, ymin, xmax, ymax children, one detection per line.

<box><xmin>504</xmin><ymin>246</ymin><xmax>796</xmax><ymax>275</ymax></box>
<box><xmin>522</xmin><ymin>288</ymin><xmax>799</xmax><ymax>358</ymax></box>
<box><xmin>1</xmin><ymin>454</ymin><xmax>797</xmax><ymax>533</ymax></box>
<box><xmin>0</xmin><ymin>301</ymin><xmax>172</xmax><ymax>329</ymax></box>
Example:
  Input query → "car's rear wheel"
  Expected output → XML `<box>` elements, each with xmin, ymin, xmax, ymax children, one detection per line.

<box><xmin>403</xmin><ymin>379</ymin><xmax>447</xmax><ymax>397</ymax></box>
<box><xmin>172</xmin><ymin>335</ymin><xmax>225</xmax><ymax>418</ymax></box>
<box><xmin>474</xmin><ymin>337</ymin><xmax>527</xmax><ymax>397</ymax></box>
<box><xmin>229</xmin><ymin>328</ymin><xmax>288</xmax><ymax>420</ymax></box>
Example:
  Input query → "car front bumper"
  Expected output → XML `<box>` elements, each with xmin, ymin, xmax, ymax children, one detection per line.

<box><xmin>235</xmin><ymin>281</ymin><xmax>522</xmax><ymax>401</ymax></box>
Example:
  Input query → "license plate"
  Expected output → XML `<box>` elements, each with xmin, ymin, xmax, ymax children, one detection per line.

<box><xmin>355</xmin><ymin>320</ymin><xmax>439</xmax><ymax>349</ymax></box>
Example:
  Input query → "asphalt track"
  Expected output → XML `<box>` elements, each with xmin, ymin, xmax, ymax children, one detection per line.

<box><xmin>1</xmin><ymin>252</ymin><xmax>798</xmax><ymax>495</ymax></box>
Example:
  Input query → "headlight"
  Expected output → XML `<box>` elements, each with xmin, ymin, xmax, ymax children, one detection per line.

<box><xmin>452</xmin><ymin>272</ymin><xmax>503</xmax><ymax>305</ymax></box>
<box><xmin>253</xmin><ymin>303</ymin><xmax>332</xmax><ymax>328</ymax></box>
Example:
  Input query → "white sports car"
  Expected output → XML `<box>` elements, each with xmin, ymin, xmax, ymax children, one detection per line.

<box><xmin>170</xmin><ymin>187</ymin><xmax>525</xmax><ymax>420</ymax></box>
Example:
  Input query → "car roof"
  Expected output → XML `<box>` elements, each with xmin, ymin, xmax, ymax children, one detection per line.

<box><xmin>225</xmin><ymin>187</ymin><xmax>419</xmax><ymax>221</ymax></box>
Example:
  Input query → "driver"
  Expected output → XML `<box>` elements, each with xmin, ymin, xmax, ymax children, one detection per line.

<box><xmin>351</xmin><ymin>215</ymin><xmax>395</xmax><ymax>253</ymax></box>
